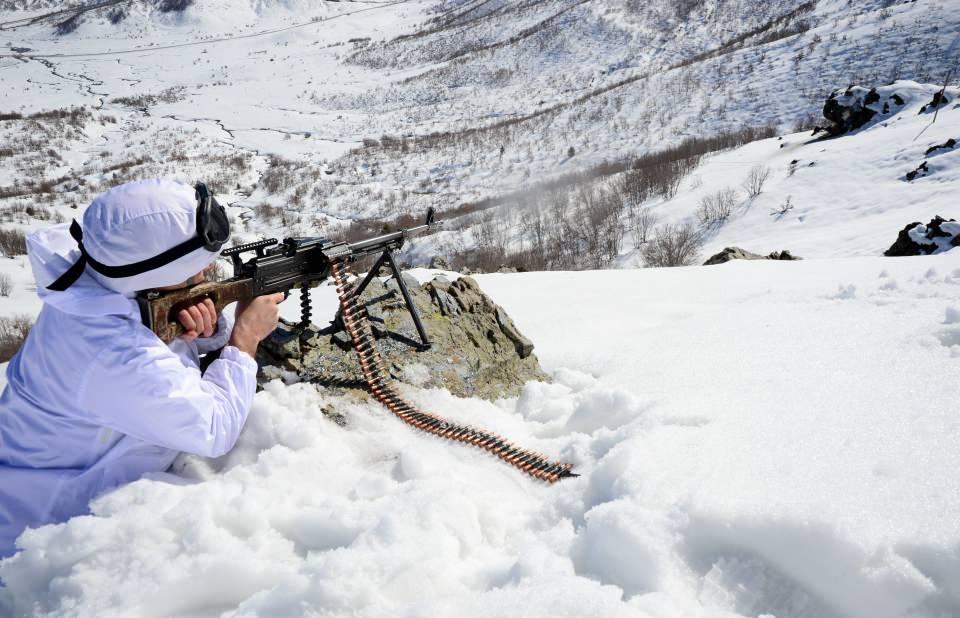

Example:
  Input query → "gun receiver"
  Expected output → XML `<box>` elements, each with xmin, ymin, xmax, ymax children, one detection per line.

<box><xmin>138</xmin><ymin>208</ymin><xmax>443</xmax><ymax>345</ymax></box>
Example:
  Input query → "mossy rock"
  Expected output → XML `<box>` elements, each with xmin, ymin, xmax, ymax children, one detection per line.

<box><xmin>258</xmin><ymin>275</ymin><xmax>549</xmax><ymax>400</ymax></box>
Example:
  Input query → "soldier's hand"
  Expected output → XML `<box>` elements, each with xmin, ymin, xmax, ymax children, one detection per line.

<box><xmin>230</xmin><ymin>293</ymin><xmax>284</xmax><ymax>358</ymax></box>
<box><xmin>177</xmin><ymin>298</ymin><xmax>218</xmax><ymax>342</ymax></box>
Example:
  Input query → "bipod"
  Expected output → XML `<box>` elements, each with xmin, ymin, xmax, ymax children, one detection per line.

<box><xmin>335</xmin><ymin>248</ymin><xmax>432</xmax><ymax>350</ymax></box>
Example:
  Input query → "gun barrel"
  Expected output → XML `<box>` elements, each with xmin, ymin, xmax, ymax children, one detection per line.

<box><xmin>346</xmin><ymin>223</ymin><xmax>435</xmax><ymax>256</ymax></box>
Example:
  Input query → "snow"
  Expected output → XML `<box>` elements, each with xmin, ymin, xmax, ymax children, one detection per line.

<box><xmin>5</xmin><ymin>254</ymin><xmax>960</xmax><ymax>617</ymax></box>
<box><xmin>671</xmin><ymin>81</ymin><xmax>960</xmax><ymax>260</ymax></box>
<box><xmin>2</xmin><ymin>1</ymin><xmax>960</xmax><ymax>616</ymax></box>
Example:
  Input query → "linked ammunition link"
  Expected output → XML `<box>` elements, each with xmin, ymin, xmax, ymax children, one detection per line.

<box><xmin>330</xmin><ymin>259</ymin><xmax>575</xmax><ymax>483</ymax></box>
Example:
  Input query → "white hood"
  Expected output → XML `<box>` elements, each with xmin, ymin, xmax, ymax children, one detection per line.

<box><xmin>28</xmin><ymin>178</ymin><xmax>222</xmax><ymax>316</ymax></box>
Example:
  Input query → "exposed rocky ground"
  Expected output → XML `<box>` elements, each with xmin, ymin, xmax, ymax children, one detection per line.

<box><xmin>884</xmin><ymin>216</ymin><xmax>960</xmax><ymax>257</ymax></box>
<box><xmin>821</xmin><ymin>85</ymin><xmax>910</xmax><ymax>136</ymax></box>
<box><xmin>258</xmin><ymin>274</ymin><xmax>549</xmax><ymax>401</ymax></box>
<box><xmin>703</xmin><ymin>247</ymin><xmax>801</xmax><ymax>265</ymax></box>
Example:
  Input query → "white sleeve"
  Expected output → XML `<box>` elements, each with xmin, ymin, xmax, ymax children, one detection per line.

<box><xmin>168</xmin><ymin>337</ymin><xmax>200</xmax><ymax>369</ymax></box>
<box><xmin>81</xmin><ymin>325</ymin><xmax>258</xmax><ymax>458</ymax></box>
<box><xmin>196</xmin><ymin>313</ymin><xmax>233</xmax><ymax>355</ymax></box>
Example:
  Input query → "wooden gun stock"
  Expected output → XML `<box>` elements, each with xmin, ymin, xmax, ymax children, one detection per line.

<box><xmin>139</xmin><ymin>278</ymin><xmax>257</xmax><ymax>344</ymax></box>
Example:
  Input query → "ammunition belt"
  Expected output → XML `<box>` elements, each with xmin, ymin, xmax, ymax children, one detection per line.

<box><xmin>330</xmin><ymin>259</ymin><xmax>575</xmax><ymax>483</ymax></box>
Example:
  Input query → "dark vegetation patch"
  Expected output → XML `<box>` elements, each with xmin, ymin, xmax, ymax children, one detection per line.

<box><xmin>155</xmin><ymin>0</ymin><xmax>193</xmax><ymax>12</ymax></box>
<box><xmin>0</xmin><ymin>315</ymin><xmax>32</xmax><ymax>363</ymax></box>
<box><xmin>55</xmin><ymin>14</ymin><xmax>82</xmax><ymax>35</ymax></box>
<box><xmin>111</xmin><ymin>87</ymin><xmax>185</xmax><ymax>108</ymax></box>
<box><xmin>441</xmin><ymin>125</ymin><xmax>776</xmax><ymax>221</ymax></box>
<box><xmin>0</xmin><ymin>228</ymin><xmax>27</xmax><ymax>256</ymax></box>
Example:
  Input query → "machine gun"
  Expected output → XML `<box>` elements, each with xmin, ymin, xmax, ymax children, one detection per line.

<box><xmin>137</xmin><ymin>207</ymin><xmax>575</xmax><ymax>483</ymax></box>
<box><xmin>138</xmin><ymin>208</ymin><xmax>442</xmax><ymax>345</ymax></box>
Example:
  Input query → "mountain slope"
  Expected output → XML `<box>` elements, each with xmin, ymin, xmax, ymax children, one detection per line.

<box><xmin>327</xmin><ymin>0</ymin><xmax>958</xmax><ymax>220</ymax></box>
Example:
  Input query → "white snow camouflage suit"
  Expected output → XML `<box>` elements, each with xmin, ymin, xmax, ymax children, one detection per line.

<box><xmin>0</xmin><ymin>179</ymin><xmax>257</xmax><ymax>559</ymax></box>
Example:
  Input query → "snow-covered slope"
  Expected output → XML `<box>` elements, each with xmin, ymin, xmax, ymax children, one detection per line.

<box><xmin>327</xmin><ymin>0</ymin><xmax>960</xmax><ymax>220</ymax></box>
<box><xmin>4</xmin><ymin>254</ymin><xmax>960</xmax><ymax>617</ymax></box>
<box><xmin>634</xmin><ymin>80</ymin><xmax>960</xmax><ymax>260</ymax></box>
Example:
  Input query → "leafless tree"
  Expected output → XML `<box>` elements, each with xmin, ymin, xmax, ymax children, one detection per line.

<box><xmin>0</xmin><ymin>314</ymin><xmax>31</xmax><ymax>362</ymax></box>
<box><xmin>0</xmin><ymin>228</ymin><xmax>27</xmax><ymax>256</ymax></box>
<box><xmin>742</xmin><ymin>165</ymin><xmax>771</xmax><ymax>198</ymax></box>
<box><xmin>642</xmin><ymin>223</ymin><xmax>704</xmax><ymax>267</ymax></box>
<box><xmin>697</xmin><ymin>187</ymin><xmax>739</xmax><ymax>227</ymax></box>
<box><xmin>627</xmin><ymin>204</ymin><xmax>658</xmax><ymax>248</ymax></box>
<box><xmin>0</xmin><ymin>273</ymin><xmax>12</xmax><ymax>297</ymax></box>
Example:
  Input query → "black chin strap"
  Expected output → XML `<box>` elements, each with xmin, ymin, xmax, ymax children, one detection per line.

<box><xmin>46</xmin><ymin>220</ymin><xmax>207</xmax><ymax>291</ymax></box>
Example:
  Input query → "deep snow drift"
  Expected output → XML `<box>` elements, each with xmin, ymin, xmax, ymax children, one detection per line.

<box><xmin>4</xmin><ymin>254</ymin><xmax>960</xmax><ymax>617</ymax></box>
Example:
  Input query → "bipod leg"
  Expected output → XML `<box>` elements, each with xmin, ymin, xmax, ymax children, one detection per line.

<box><xmin>332</xmin><ymin>251</ymin><xmax>391</xmax><ymax>331</ymax></box>
<box><xmin>382</xmin><ymin>249</ymin><xmax>431</xmax><ymax>350</ymax></box>
<box><xmin>352</xmin><ymin>250</ymin><xmax>392</xmax><ymax>298</ymax></box>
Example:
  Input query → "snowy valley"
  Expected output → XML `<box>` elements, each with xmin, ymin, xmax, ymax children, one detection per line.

<box><xmin>1</xmin><ymin>0</ymin><xmax>960</xmax><ymax>617</ymax></box>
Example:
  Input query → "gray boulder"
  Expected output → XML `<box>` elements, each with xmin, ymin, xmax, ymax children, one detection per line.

<box><xmin>258</xmin><ymin>275</ymin><xmax>549</xmax><ymax>400</ymax></box>
<box><xmin>704</xmin><ymin>247</ymin><xmax>801</xmax><ymax>265</ymax></box>
<box><xmin>428</xmin><ymin>256</ymin><xmax>450</xmax><ymax>269</ymax></box>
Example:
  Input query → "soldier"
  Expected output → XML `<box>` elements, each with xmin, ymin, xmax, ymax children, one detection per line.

<box><xmin>0</xmin><ymin>178</ymin><xmax>283</xmax><ymax>558</ymax></box>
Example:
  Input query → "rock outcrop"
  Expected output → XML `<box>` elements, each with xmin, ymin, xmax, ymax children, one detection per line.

<box><xmin>884</xmin><ymin>216</ymin><xmax>960</xmax><ymax>257</ymax></box>
<box><xmin>919</xmin><ymin>90</ymin><xmax>951</xmax><ymax>114</ymax></box>
<box><xmin>822</xmin><ymin>85</ymin><xmax>905</xmax><ymax>136</ymax></box>
<box><xmin>428</xmin><ymin>256</ymin><xmax>449</xmax><ymax>269</ymax></box>
<box><xmin>704</xmin><ymin>247</ymin><xmax>801</xmax><ymax>266</ymax></box>
<box><xmin>905</xmin><ymin>161</ymin><xmax>930</xmax><ymax>182</ymax></box>
<box><xmin>258</xmin><ymin>275</ymin><xmax>548</xmax><ymax>400</ymax></box>
<box><xmin>924</xmin><ymin>138</ymin><xmax>957</xmax><ymax>156</ymax></box>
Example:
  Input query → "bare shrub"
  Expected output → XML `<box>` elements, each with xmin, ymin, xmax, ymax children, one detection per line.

<box><xmin>26</xmin><ymin>107</ymin><xmax>93</xmax><ymax>127</ymax></box>
<box><xmin>572</xmin><ymin>185</ymin><xmax>625</xmax><ymax>269</ymax></box>
<box><xmin>697</xmin><ymin>188</ymin><xmax>739</xmax><ymax>227</ymax></box>
<box><xmin>111</xmin><ymin>87</ymin><xmax>185</xmax><ymax>108</ymax></box>
<box><xmin>259</xmin><ymin>158</ymin><xmax>300</xmax><ymax>193</ymax></box>
<box><xmin>442</xmin><ymin>125</ymin><xmax>776</xmax><ymax>222</ymax></box>
<box><xmin>255</xmin><ymin>203</ymin><xmax>283</xmax><ymax>221</ymax></box>
<box><xmin>792</xmin><ymin>113</ymin><xmax>821</xmax><ymax>133</ymax></box>
<box><xmin>0</xmin><ymin>228</ymin><xmax>27</xmax><ymax>256</ymax></box>
<box><xmin>642</xmin><ymin>223</ymin><xmax>704</xmax><ymax>267</ymax></box>
<box><xmin>0</xmin><ymin>204</ymin><xmax>62</xmax><ymax>224</ymax></box>
<box><xmin>741</xmin><ymin>165</ymin><xmax>771</xmax><ymax>198</ymax></box>
<box><xmin>770</xmin><ymin>195</ymin><xmax>795</xmax><ymax>218</ymax></box>
<box><xmin>0</xmin><ymin>314</ymin><xmax>32</xmax><ymax>362</ymax></box>
<box><xmin>0</xmin><ymin>273</ymin><xmax>11</xmax><ymax>297</ymax></box>
<box><xmin>626</xmin><ymin>204</ymin><xmax>658</xmax><ymax>249</ymax></box>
